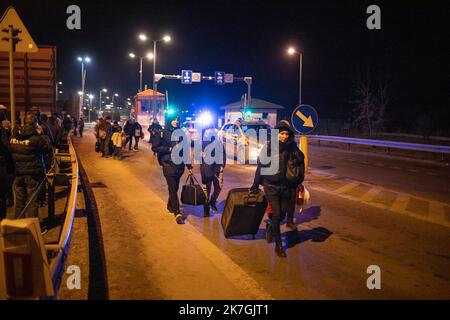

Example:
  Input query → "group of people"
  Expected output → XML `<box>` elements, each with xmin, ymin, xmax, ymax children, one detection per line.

<box><xmin>94</xmin><ymin>116</ymin><xmax>144</xmax><ymax>159</ymax></box>
<box><xmin>0</xmin><ymin>106</ymin><xmax>75</xmax><ymax>222</ymax></box>
<box><xmin>149</xmin><ymin>112</ymin><xmax>305</xmax><ymax>257</ymax></box>
<box><xmin>89</xmin><ymin>111</ymin><xmax>305</xmax><ymax>257</ymax></box>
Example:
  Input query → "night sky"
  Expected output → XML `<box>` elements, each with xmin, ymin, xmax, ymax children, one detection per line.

<box><xmin>1</xmin><ymin>0</ymin><xmax>448</xmax><ymax>132</ymax></box>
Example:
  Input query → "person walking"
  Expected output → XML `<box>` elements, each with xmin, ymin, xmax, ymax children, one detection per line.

<box><xmin>78</xmin><ymin>117</ymin><xmax>85</xmax><ymax>137</ymax></box>
<box><xmin>152</xmin><ymin>113</ymin><xmax>192</xmax><ymax>224</ymax></box>
<box><xmin>111</xmin><ymin>126</ymin><xmax>125</xmax><ymax>160</ymax></box>
<box><xmin>250</xmin><ymin>121</ymin><xmax>305</xmax><ymax>257</ymax></box>
<box><xmin>200</xmin><ymin>123</ymin><xmax>226</xmax><ymax>216</ymax></box>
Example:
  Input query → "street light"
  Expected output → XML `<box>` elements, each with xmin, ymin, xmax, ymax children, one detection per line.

<box><xmin>129</xmin><ymin>51</ymin><xmax>154</xmax><ymax>92</ymax></box>
<box><xmin>138</xmin><ymin>33</ymin><xmax>172</xmax><ymax>116</ymax></box>
<box><xmin>88</xmin><ymin>94</ymin><xmax>94</xmax><ymax>122</ymax></box>
<box><xmin>287</xmin><ymin>47</ymin><xmax>302</xmax><ymax>105</ymax></box>
<box><xmin>112</xmin><ymin>93</ymin><xmax>119</xmax><ymax>107</ymax></box>
<box><xmin>99</xmin><ymin>88</ymin><xmax>107</xmax><ymax>113</ymax></box>
<box><xmin>77</xmin><ymin>56</ymin><xmax>91</xmax><ymax>118</ymax></box>
<box><xmin>138</xmin><ymin>33</ymin><xmax>147</xmax><ymax>41</ymax></box>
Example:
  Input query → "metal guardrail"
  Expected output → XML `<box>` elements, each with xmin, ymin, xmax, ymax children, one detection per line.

<box><xmin>305</xmin><ymin>135</ymin><xmax>450</xmax><ymax>155</ymax></box>
<box><xmin>45</xmin><ymin>138</ymin><xmax>79</xmax><ymax>296</ymax></box>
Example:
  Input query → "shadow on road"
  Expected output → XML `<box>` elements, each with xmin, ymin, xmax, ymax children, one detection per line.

<box><xmin>285</xmin><ymin>227</ymin><xmax>333</xmax><ymax>249</ymax></box>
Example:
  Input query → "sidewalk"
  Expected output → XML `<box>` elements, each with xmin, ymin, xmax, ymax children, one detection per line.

<box><xmin>65</xmin><ymin>132</ymin><xmax>272</xmax><ymax>299</ymax></box>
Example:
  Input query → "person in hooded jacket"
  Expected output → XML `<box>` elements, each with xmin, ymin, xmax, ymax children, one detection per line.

<box><xmin>250</xmin><ymin>121</ymin><xmax>305</xmax><ymax>257</ymax></box>
<box><xmin>152</xmin><ymin>114</ymin><xmax>192</xmax><ymax>224</ymax></box>
<box><xmin>200</xmin><ymin>123</ymin><xmax>226</xmax><ymax>216</ymax></box>
<box><xmin>8</xmin><ymin>113</ymin><xmax>51</xmax><ymax>219</ymax></box>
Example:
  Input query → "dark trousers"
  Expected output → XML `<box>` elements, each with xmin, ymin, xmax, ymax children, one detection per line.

<box><xmin>79</xmin><ymin>127</ymin><xmax>84</xmax><ymax>137</ymax></box>
<box><xmin>165</xmin><ymin>175</ymin><xmax>181</xmax><ymax>214</ymax></box>
<box><xmin>10</xmin><ymin>175</ymin><xmax>41</xmax><ymax>219</ymax></box>
<box><xmin>202</xmin><ymin>165</ymin><xmax>224</xmax><ymax>206</ymax></box>
<box><xmin>265</xmin><ymin>185</ymin><xmax>296</xmax><ymax>245</ymax></box>
<box><xmin>100</xmin><ymin>139</ymin><xmax>106</xmax><ymax>156</ymax></box>
<box><xmin>126</xmin><ymin>136</ymin><xmax>140</xmax><ymax>150</ymax></box>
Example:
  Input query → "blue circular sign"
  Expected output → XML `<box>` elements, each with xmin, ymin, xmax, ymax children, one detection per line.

<box><xmin>291</xmin><ymin>104</ymin><xmax>318</xmax><ymax>135</ymax></box>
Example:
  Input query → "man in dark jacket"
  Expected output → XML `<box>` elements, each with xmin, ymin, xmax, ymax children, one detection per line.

<box><xmin>8</xmin><ymin>114</ymin><xmax>51</xmax><ymax>219</ymax></box>
<box><xmin>48</xmin><ymin>115</ymin><xmax>63</xmax><ymax>148</ymax></box>
<box><xmin>251</xmin><ymin>121</ymin><xmax>305</xmax><ymax>257</ymax></box>
<box><xmin>62</xmin><ymin>114</ymin><xmax>72</xmax><ymax>133</ymax></box>
<box><xmin>152</xmin><ymin>114</ymin><xmax>192</xmax><ymax>224</ymax></box>
<box><xmin>200</xmin><ymin>124</ymin><xmax>226</xmax><ymax>216</ymax></box>
<box><xmin>125</xmin><ymin>118</ymin><xmax>142</xmax><ymax>151</ymax></box>
<box><xmin>78</xmin><ymin>117</ymin><xmax>85</xmax><ymax>137</ymax></box>
<box><xmin>148</xmin><ymin>118</ymin><xmax>162</xmax><ymax>144</ymax></box>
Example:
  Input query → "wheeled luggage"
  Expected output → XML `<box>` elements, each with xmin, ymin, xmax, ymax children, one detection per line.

<box><xmin>221</xmin><ymin>188</ymin><xmax>267</xmax><ymax>238</ymax></box>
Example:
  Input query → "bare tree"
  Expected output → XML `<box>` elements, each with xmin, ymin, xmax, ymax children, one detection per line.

<box><xmin>351</xmin><ymin>67</ymin><xmax>390</xmax><ymax>136</ymax></box>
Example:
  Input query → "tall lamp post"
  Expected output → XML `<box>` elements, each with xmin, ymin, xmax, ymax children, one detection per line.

<box><xmin>77</xmin><ymin>56</ymin><xmax>91</xmax><ymax>118</ymax></box>
<box><xmin>138</xmin><ymin>33</ymin><xmax>171</xmax><ymax>117</ymax></box>
<box><xmin>99</xmin><ymin>88</ymin><xmax>107</xmax><ymax>115</ymax></box>
<box><xmin>287</xmin><ymin>47</ymin><xmax>302</xmax><ymax>106</ymax></box>
<box><xmin>88</xmin><ymin>94</ymin><xmax>94</xmax><ymax>122</ymax></box>
<box><xmin>128</xmin><ymin>52</ymin><xmax>154</xmax><ymax>92</ymax></box>
<box><xmin>287</xmin><ymin>46</ymin><xmax>309</xmax><ymax>172</ymax></box>
<box><xmin>112</xmin><ymin>93</ymin><xmax>119</xmax><ymax>107</ymax></box>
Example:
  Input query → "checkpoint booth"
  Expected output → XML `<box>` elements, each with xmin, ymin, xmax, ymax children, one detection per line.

<box><xmin>133</xmin><ymin>89</ymin><xmax>166</xmax><ymax>126</ymax></box>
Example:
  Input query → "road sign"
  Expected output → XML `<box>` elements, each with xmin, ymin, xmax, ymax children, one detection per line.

<box><xmin>214</xmin><ymin>71</ymin><xmax>225</xmax><ymax>85</ymax></box>
<box><xmin>192</xmin><ymin>72</ymin><xmax>201</xmax><ymax>82</ymax></box>
<box><xmin>181</xmin><ymin>70</ymin><xmax>192</xmax><ymax>84</ymax></box>
<box><xmin>291</xmin><ymin>104</ymin><xmax>319</xmax><ymax>135</ymax></box>
<box><xmin>0</xmin><ymin>6</ymin><xmax>38</xmax><ymax>53</ymax></box>
<box><xmin>224</xmin><ymin>73</ymin><xmax>234</xmax><ymax>83</ymax></box>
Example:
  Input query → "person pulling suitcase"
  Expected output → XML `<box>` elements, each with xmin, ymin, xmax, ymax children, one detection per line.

<box><xmin>250</xmin><ymin>121</ymin><xmax>305</xmax><ymax>257</ymax></box>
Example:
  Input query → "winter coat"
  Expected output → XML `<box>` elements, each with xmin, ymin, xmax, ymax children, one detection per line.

<box><xmin>9</xmin><ymin>125</ymin><xmax>51</xmax><ymax>176</ymax></box>
<box><xmin>152</xmin><ymin>124</ymin><xmax>191</xmax><ymax>177</ymax></box>
<box><xmin>200</xmin><ymin>128</ymin><xmax>226</xmax><ymax>182</ymax></box>
<box><xmin>251</xmin><ymin>121</ymin><xmax>305</xmax><ymax>195</ymax></box>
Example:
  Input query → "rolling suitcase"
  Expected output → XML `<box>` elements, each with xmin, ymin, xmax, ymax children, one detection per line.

<box><xmin>221</xmin><ymin>188</ymin><xmax>267</xmax><ymax>238</ymax></box>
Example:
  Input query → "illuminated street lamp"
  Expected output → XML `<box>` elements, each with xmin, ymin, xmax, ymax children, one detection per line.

<box><xmin>287</xmin><ymin>47</ymin><xmax>302</xmax><ymax>105</ymax></box>
<box><xmin>77</xmin><ymin>56</ymin><xmax>91</xmax><ymax>118</ymax></box>
<box><xmin>138</xmin><ymin>33</ymin><xmax>172</xmax><ymax>115</ymax></box>
<box><xmin>99</xmin><ymin>88</ymin><xmax>107</xmax><ymax>113</ymax></box>
<box><xmin>129</xmin><ymin>51</ymin><xmax>154</xmax><ymax>92</ymax></box>
<box><xmin>112</xmin><ymin>93</ymin><xmax>119</xmax><ymax>107</ymax></box>
<box><xmin>88</xmin><ymin>94</ymin><xmax>94</xmax><ymax>122</ymax></box>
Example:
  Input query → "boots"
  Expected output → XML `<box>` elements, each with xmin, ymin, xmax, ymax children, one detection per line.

<box><xmin>203</xmin><ymin>205</ymin><xmax>210</xmax><ymax>217</ymax></box>
<box><xmin>210</xmin><ymin>199</ymin><xmax>218</xmax><ymax>213</ymax></box>
<box><xmin>286</xmin><ymin>217</ymin><xmax>297</xmax><ymax>231</ymax></box>
<box><xmin>275</xmin><ymin>243</ymin><xmax>287</xmax><ymax>258</ymax></box>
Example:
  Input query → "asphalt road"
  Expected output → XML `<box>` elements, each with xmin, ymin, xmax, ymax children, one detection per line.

<box><xmin>61</xmin><ymin>131</ymin><xmax>450</xmax><ymax>299</ymax></box>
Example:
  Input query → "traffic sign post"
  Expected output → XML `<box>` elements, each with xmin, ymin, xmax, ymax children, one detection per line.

<box><xmin>291</xmin><ymin>104</ymin><xmax>319</xmax><ymax>173</ymax></box>
<box><xmin>181</xmin><ymin>70</ymin><xmax>192</xmax><ymax>84</ymax></box>
<box><xmin>214</xmin><ymin>71</ymin><xmax>225</xmax><ymax>85</ymax></box>
<box><xmin>0</xmin><ymin>6</ymin><xmax>39</xmax><ymax>129</ymax></box>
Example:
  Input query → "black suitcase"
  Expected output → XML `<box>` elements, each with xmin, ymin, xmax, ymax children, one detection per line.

<box><xmin>181</xmin><ymin>173</ymin><xmax>207</xmax><ymax>206</ymax></box>
<box><xmin>221</xmin><ymin>188</ymin><xmax>267</xmax><ymax>238</ymax></box>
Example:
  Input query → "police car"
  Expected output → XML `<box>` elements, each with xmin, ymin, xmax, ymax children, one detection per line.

<box><xmin>219</xmin><ymin>120</ymin><xmax>271</xmax><ymax>164</ymax></box>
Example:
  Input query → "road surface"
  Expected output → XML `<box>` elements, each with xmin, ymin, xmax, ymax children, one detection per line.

<box><xmin>58</xmin><ymin>131</ymin><xmax>450</xmax><ymax>299</ymax></box>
